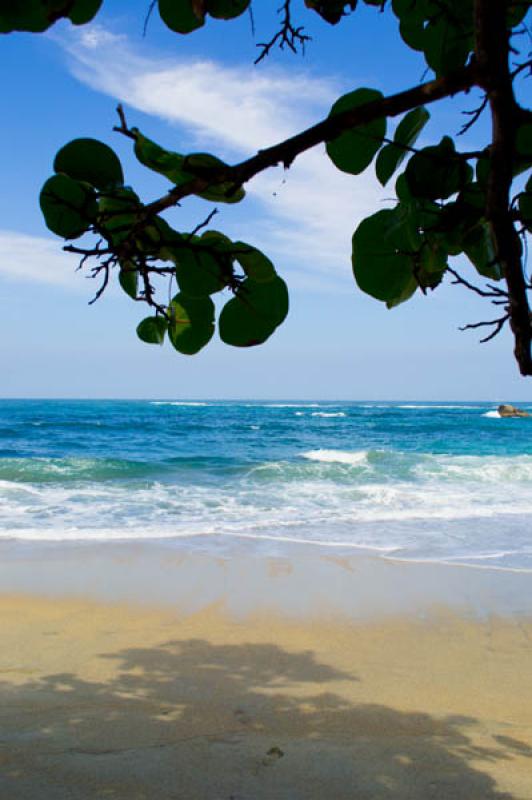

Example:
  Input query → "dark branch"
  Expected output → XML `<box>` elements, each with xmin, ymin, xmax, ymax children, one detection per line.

<box><xmin>255</xmin><ymin>0</ymin><xmax>311</xmax><ymax>65</ymax></box>
<box><xmin>474</xmin><ymin>0</ymin><xmax>532</xmax><ymax>374</ymax></box>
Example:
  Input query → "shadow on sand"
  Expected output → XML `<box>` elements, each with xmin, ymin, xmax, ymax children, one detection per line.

<box><xmin>0</xmin><ymin>637</ymin><xmax>529</xmax><ymax>799</ymax></box>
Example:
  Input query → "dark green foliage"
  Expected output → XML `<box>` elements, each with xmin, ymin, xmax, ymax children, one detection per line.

<box><xmin>352</xmin><ymin>209</ymin><xmax>418</xmax><ymax>306</ymax></box>
<box><xmin>206</xmin><ymin>0</ymin><xmax>250</xmax><ymax>19</ymax></box>
<box><xmin>219</xmin><ymin>276</ymin><xmax>289</xmax><ymax>347</ymax></box>
<box><xmin>136</xmin><ymin>316</ymin><xmax>168</xmax><ymax>344</ymax></box>
<box><xmin>118</xmin><ymin>264</ymin><xmax>138</xmax><ymax>299</ymax></box>
<box><xmin>405</xmin><ymin>136</ymin><xmax>472</xmax><ymax>200</ymax></box>
<box><xmin>39</xmin><ymin>174</ymin><xmax>97</xmax><ymax>239</ymax></box>
<box><xmin>168</xmin><ymin>294</ymin><xmax>215</xmax><ymax>354</ymax></box>
<box><xmin>326</xmin><ymin>88</ymin><xmax>386</xmax><ymax>174</ymax></box>
<box><xmin>174</xmin><ymin>245</ymin><xmax>229</xmax><ymax>298</ymax></box>
<box><xmin>12</xmin><ymin>0</ymin><xmax>529</xmax><ymax>367</ymax></box>
<box><xmin>304</xmin><ymin>1</ymin><xmax>357</xmax><ymax>25</ymax></box>
<box><xmin>376</xmin><ymin>107</ymin><xmax>430</xmax><ymax>186</ymax></box>
<box><xmin>0</xmin><ymin>0</ymin><xmax>102</xmax><ymax>32</ymax></box>
<box><xmin>158</xmin><ymin>0</ymin><xmax>205</xmax><ymax>33</ymax></box>
<box><xmin>133</xmin><ymin>131</ymin><xmax>244</xmax><ymax>203</ymax></box>
<box><xmin>54</xmin><ymin>139</ymin><xmax>124</xmax><ymax>191</ymax></box>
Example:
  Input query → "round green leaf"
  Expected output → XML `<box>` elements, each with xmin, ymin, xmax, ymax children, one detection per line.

<box><xmin>463</xmin><ymin>223</ymin><xmax>502</xmax><ymax>280</ymax></box>
<box><xmin>175</xmin><ymin>247</ymin><xmax>227</xmax><ymax>297</ymax></box>
<box><xmin>168</xmin><ymin>294</ymin><xmax>215</xmax><ymax>355</ymax></box>
<box><xmin>326</xmin><ymin>88</ymin><xmax>386</xmax><ymax>175</ymax></box>
<box><xmin>136</xmin><ymin>316</ymin><xmax>167</xmax><ymax>345</ymax></box>
<box><xmin>206</xmin><ymin>0</ymin><xmax>250</xmax><ymax>19</ymax></box>
<box><xmin>219</xmin><ymin>277</ymin><xmax>288</xmax><ymax>347</ymax></box>
<box><xmin>183</xmin><ymin>152</ymin><xmax>245</xmax><ymax>203</ymax></box>
<box><xmin>39</xmin><ymin>174</ymin><xmax>97</xmax><ymax>239</ymax></box>
<box><xmin>158</xmin><ymin>0</ymin><xmax>205</xmax><ymax>33</ymax></box>
<box><xmin>233</xmin><ymin>242</ymin><xmax>276</xmax><ymax>283</ymax></box>
<box><xmin>98</xmin><ymin>187</ymin><xmax>140</xmax><ymax>245</ymax></box>
<box><xmin>405</xmin><ymin>136</ymin><xmax>471</xmax><ymax>200</ymax></box>
<box><xmin>68</xmin><ymin>0</ymin><xmax>103</xmax><ymax>24</ymax></box>
<box><xmin>118</xmin><ymin>264</ymin><xmax>138</xmax><ymax>299</ymax></box>
<box><xmin>352</xmin><ymin>209</ymin><xmax>417</xmax><ymax>304</ymax></box>
<box><xmin>54</xmin><ymin>138</ymin><xmax>124</xmax><ymax>191</ymax></box>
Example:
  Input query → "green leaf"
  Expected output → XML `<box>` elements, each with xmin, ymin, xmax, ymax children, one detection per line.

<box><xmin>136</xmin><ymin>316</ymin><xmax>167</xmax><ymax>345</ymax></box>
<box><xmin>168</xmin><ymin>294</ymin><xmax>215</xmax><ymax>355</ymax></box>
<box><xmin>304</xmin><ymin>0</ymin><xmax>356</xmax><ymax>24</ymax></box>
<box><xmin>118</xmin><ymin>265</ymin><xmax>138</xmax><ymax>299</ymax></box>
<box><xmin>175</xmin><ymin>246</ymin><xmax>228</xmax><ymax>297</ymax></box>
<box><xmin>219</xmin><ymin>277</ymin><xmax>289</xmax><ymax>347</ymax></box>
<box><xmin>376</xmin><ymin>106</ymin><xmax>430</xmax><ymax>185</ymax></box>
<box><xmin>54</xmin><ymin>138</ymin><xmax>124</xmax><ymax>191</ymax></box>
<box><xmin>98</xmin><ymin>187</ymin><xmax>140</xmax><ymax>245</ymax></box>
<box><xmin>405</xmin><ymin>136</ymin><xmax>472</xmax><ymax>200</ymax></box>
<box><xmin>158</xmin><ymin>0</ymin><xmax>205</xmax><ymax>33</ymax></box>
<box><xmin>68</xmin><ymin>0</ymin><xmax>103</xmax><ymax>24</ymax></box>
<box><xmin>39</xmin><ymin>174</ymin><xmax>97</xmax><ymax>239</ymax></box>
<box><xmin>326</xmin><ymin>88</ymin><xmax>386</xmax><ymax>175</ymax></box>
<box><xmin>182</xmin><ymin>153</ymin><xmax>245</xmax><ymax>203</ymax></box>
<box><xmin>133</xmin><ymin>131</ymin><xmax>191</xmax><ymax>184</ymax></box>
<box><xmin>352</xmin><ymin>208</ymin><xmax>418</xmax><ymax>304</ymax></box>
<box><xmin>518</xmin><ymin>176</ymin><xmax>532</xmax><ymax>232</ymax></box>
<box><xmin>462</xmin><ymin>223</ymin><xmax>502</xmax><ymax>280</ymax></box>
<box><xmin>233</xmin><ymin>242</ymin><xmax>276</xmax><ymax>283</ymax></box>
<box><xmin>206</xmin><ymin>0</ymin><xmax>250</xmax><ymax>19</ymax></box>
<box><xmin>422</xmin><ymin>16</ymin><xmax>473</xmax><ymax>77</ymax></box>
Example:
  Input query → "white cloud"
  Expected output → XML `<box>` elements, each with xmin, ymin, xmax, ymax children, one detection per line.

<box><xmin>0</xmin><ymin>230</ymin><xmax>81</xmax><ymax>288</ymax></box>
<box><xmin>54</xmin><ymin>26</ymin><xmax>387</xmax><ymax>289</ymax></box>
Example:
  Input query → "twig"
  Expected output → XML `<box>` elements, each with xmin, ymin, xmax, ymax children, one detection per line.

<box><xmin>459</xmin><ymin>314</ymin><xmax>509</xmax><ymax>342</ymax></box>
<box><xmin>255</xmin><ymin>1</ymin><xmax>311</xmax><ymax>65</ymax></box>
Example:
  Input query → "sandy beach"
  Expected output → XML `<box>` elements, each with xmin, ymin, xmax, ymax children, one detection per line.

<box><xmin>0</xmin><ymin>545</ymin><xmax>531</xmax><ymax>799</ymax></box>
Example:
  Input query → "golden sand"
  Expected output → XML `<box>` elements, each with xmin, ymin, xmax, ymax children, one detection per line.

<box><xmin>1</xmin><ymin>591</ymin><xmax>531</xmax><ymax>799</ymax></box>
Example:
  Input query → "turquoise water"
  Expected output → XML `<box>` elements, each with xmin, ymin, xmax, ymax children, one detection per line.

<box><xmin>0</xmin><ymin>399</ymin><xmax>531</xmax><ymax>569</ymax></box>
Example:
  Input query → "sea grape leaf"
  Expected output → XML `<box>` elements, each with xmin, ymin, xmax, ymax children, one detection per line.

<box><xmin>422</xmin><ymin>16</ymin><xmax>473</xmax><ymax>77</ymax></box>
<box><xmin>118</xmin><ymin>265</ymin><xmax>138</xmax><ymax>299</ymax></box>
<box><xmin>136</xmin><ymin>316</ymin><xmax>168</xmax><ymax>345</ymax></box>
<box><xmin>233</xmin><ymin>242</ymin><xmax>276</xmax><ymax>283</ymax></box>
<box><xmin>168</xmin><ymin>293</ymin><xmax>215</xmax><ymax>355</ymax></box>
<box><xmin>175</xmin><ymin>246</ymin><xmax>228</xmax><ymax>297</ymax></box>
<box><xmin>133</xmin><ymin>131</ymin><xmax>191</xmax><ymax>185</ymax></box>
<box><xmin>219</xmin><ymin>277</ymin><xmax>288</xmax><ymax>347</ymax></box>
<box><xmin>326</xmin><ymin>88</ymin><xmax>386</xmax><ymax>175</ymax></box>
<box><xmin>158</xmin><ymin>0</ymin><xmax>205</xmax><ymax>33</ymax></box>
<box><xmin>462</xmin><ymin>223</ymin><xmax>502</xmax><ymax>280</ymax></box>
<box><xmin>98</xmin><ymin>187</ymin><xmax>140</xmax><ymax>245</ymax></box>
<box><xmin>304</xmin><ymin>0</ymin><xmax>356</xmax><ymax>24</ymax></box>
<box><xmin>351</xmin><ymin>208</ymin><xmax>418</xmax><ymax>304</ymax></box>
<box><xmin>518</xmin><ymin>176</ymin><xmax>532</xmax><ymax>232</ymax></box>
<box><xmin>206</xmin><ymin>0</ymin><xmax>250</xmax><ymax>19</ymax></box>
<box><xmin>68</xmin><ymin>0</ymin><xmax>103</xmax><ymax>24</ymax></box>
<box><xmin>39</xmin><ymin>174</ymin><xmax>97</xmax><ymax>239</ymax></box>
<box><xmin>376</xmin><ymin>106</ymin><xmax>430</xmax><ymax>185</ymax></box>
<box><xmin>405</xmin><ymin>136</ymin><xmax>472</xmax><ymax>200</ymax></box>
<box><xmin>182</xmin><ymin>153</ymin><xmax>245</xmax><ymax>203</ymax></box>
<box><xmin>54</xmin><ymin>138</ymin><xmax>124</xmax><ymax>191</ymax></box>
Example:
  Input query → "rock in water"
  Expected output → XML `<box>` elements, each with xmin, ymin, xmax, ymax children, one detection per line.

<box><xmin>498</xmin><ymin>404</ymin><xmax>530</xmax><ymax>418</ymax></box>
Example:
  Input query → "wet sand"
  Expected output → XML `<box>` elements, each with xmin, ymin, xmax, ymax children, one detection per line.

<box><xmin>1</xmin><ymin>544</ymin><xmax>532</xmax><ymax>799</ymax></box>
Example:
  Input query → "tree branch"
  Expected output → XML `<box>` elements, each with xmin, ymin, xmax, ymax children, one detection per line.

<box><xmin>138</xmin><ymin>62</ymin><xmax>479</xmax><ymax>220</ymax></box>
<box><xmin>474</xmin><ymin>0</ymin><xmax>532</xmax><ymax>374</ymax></box>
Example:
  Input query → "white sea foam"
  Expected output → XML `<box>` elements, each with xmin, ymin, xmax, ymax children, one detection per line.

<box><xmin>302</xmin><ymin>449</ymin><xmax>369</xmax><ymax>465</ymax></box>
<box><xmin>151</xmin><ymin>401</ymin><xmax>209</xmax><ymax>407</ymax></box>
<box><xmin>311</xmin><ymin>412</ymin><xmax>346</xmax><ymax>418</ymax></box>
<box><xmin>483</xmin><ymin>410</ymin><xmax>501</xmax><ymax>418</ymax></box>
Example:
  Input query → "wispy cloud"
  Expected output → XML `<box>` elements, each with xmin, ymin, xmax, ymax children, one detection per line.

<box><xmin>57</xmin><ymin>26</ymin><xmax>387</xmax><ymax>289</ymax></box>
<box><xmin>0</xmin><ymin>231</ymin><xmax>81</xmax><ymax>289</ymax></box>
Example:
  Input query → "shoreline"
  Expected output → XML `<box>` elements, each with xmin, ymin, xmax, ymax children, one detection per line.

<box><xmin>1</xmin><ymin>552</ymin><xmax>532</xmax><ymax>798</ymax></box>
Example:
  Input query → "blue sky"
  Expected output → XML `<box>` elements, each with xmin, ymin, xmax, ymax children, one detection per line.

<box><xmin>0</xmin><ymin>1</ymin><xmax>530</xmax><ymax>400</ymax></box>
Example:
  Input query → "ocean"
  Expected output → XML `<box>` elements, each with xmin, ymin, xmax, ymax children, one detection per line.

<box><xmin>0</xmin><ymin>399</ymin><xmax>531</xmax><ymax>570</ymax></box>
